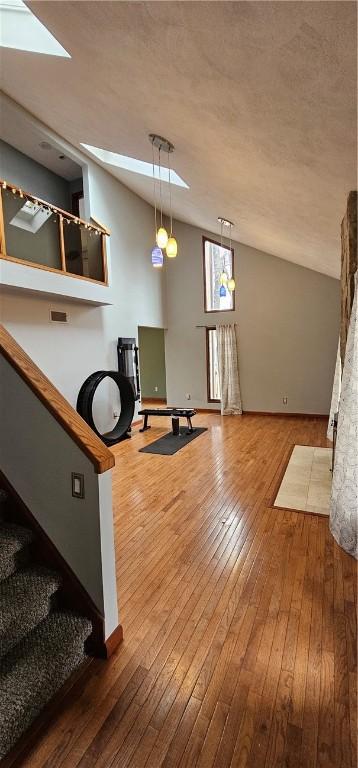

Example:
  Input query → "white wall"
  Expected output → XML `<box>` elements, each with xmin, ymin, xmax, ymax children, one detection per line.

<box><xmin>0</xmin><ymin>113</ymin><xmax>165</xmax><ymax>431</ymax></box>
<box><xmin>165</xmin><ymin>219</ymin><xmax>340</xmax><ymax>414</ymax></box>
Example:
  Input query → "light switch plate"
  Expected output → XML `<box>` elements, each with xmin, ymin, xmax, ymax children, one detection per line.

<box><xmin>72</xmin><ymin>472</ymin><xmax>85</xmax><ymax>499</ymax></box>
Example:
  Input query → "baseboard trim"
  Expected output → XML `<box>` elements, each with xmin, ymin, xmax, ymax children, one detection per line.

<box><xmin>242</xmin><ymin>411</ymin><xmax>329</xmax><ymax>419</ymax></box>
<box><xmin>140</xmin><ymin>397</ymin><xmax>167</xmax><ymax>404</ymax></box>
<box><xmin>180</xmin><ymin>409</ymin><xmax>328</xmax><ymax>419</ymax></box>
<box><xmin>132</xmin><ymin>418</ymin><xmax>143</xmax><ymax>427</ymax></box>
<box><xmin>0</xmin><ymin>470</ymin><xmax>106</xmax><ymax>657</ymax></box>
<box><xmin>196</xmin><ymin>407</ymin><xmax>221</xmax><ymax>413</ymax></box>
<box><xmin>103</xmin><ymin>624</ymin><xmax>124</xmax><ymax>658</ymax></box>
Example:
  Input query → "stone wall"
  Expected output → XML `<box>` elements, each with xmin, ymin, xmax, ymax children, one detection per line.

<box><xmin>341</xmin><ymin>191</ymin><xmax>357</xmax><ymax>365</ymax></box>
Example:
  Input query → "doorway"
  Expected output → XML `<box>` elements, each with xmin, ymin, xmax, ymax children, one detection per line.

<box><xmin>138</xmin><ymin>327</ymin><xmax>166</xmax><ymax>402</ymax></box>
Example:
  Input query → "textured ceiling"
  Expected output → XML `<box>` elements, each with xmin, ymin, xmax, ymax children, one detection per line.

<box><xmin>0</xmin><ymin>1</ymin><xmax>356</xmax><ymax>277</ymax></box>
<box><xmin>0</xmin><ymin>99</ymin><xmax>82</xmax><ymax>181</ymax></box>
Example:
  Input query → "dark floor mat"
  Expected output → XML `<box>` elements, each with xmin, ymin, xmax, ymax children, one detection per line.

<box><xmin>139</xmin><ymin>427</ymin><xmax>207</xmax><ymax>455</ymax></box>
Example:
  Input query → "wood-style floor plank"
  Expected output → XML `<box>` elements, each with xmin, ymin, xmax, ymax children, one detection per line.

<box><xmin>18</xmin><ymin>412</ymin><xmax>356</xmax><ymax>768</ymax></box>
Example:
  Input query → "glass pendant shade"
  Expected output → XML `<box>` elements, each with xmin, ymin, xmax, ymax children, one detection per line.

<box><xmin>156</xmin><ymin>226</ymin><xmax>168</xmax><ymax>249</ymax></box>
<box><xmin>220</xmin><ymin>271</ymin><xmax>228</xmax><ymax>286</ymax></box>
<box><xmin>151</xmin><ymin>246</ymin><xmax>163</xmax><ymax>268</ymax></box>
<box><xmin>166</xmin><ymin>236</ymin><xmax>177</xmax><ymax>258</ymax></box>
<box><xmin>227</xmin><ymin>278</ymin><xmax>235</xmax><ymax>291</ymax></box>
<box><xmin>219</xmin><ymin>285</ymin><xmax>227</xmax><ymax>297</ymax></box>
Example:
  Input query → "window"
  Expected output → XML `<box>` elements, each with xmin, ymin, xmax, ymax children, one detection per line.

<box><xmin>9</xmin><ymin>200</ymin><xmax>52</xmax><ymax>233</ymax></box>
<box><xmin>80</xmin><ymin>145</ymin><xmax>189</xmax><ymax>188</ymax></box>
<box><xmin>203</xmin><ymin>236</ymin><xmax>235</xmax><ymax>312</ymax></box>
<box><xmin>206</xmin><ymin>328</ymin><xmax>220</xmax><ymax>402</ymax></box>
<box><xmin>0</xmin><ymin>0</ymin><xmax>70</xmax><ymax>57</ymax></box>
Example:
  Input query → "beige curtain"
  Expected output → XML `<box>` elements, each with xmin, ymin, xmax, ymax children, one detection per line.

<box><xmin>216</xmin><ymin>324</ymin><xmax>242</xmax><ymax>416</ymax></box>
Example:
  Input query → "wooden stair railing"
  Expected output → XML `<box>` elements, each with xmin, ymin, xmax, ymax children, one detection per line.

<box><xmin>0</xmin><ymin>178</ymin><xmax>110</xmax><ymax>285</ymax></box>
<box><xmin>0</xmin><ymin>324</ymin><xmax>114</xmax><ymax>473</ymax></box>
<box><xmin>0</xmin><ymin>179</ymin><xmax>110</xmax><ymax>236</ymax></box>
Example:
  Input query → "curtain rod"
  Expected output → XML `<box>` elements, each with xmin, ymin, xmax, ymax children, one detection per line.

<box><xmin>195</xmin><ymin>323</ymin><xmax>237</xmax><ymax>328</ymax></box>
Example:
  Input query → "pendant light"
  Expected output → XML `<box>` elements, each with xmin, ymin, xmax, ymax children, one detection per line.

<box><xmin>151</xmin><ymin>139</ymin><xmax>163</xmax><ymax>267</ymax></box>
<box><xmin>166</xmin><ymin>236</ymin><xmax>178</xmax><ymax>258</ymax></box>
<box><xmin>218</xmin><ymin>217</ymin><xmax>235</xmax><ymax>294</ymax></box>
<box><xmin>165</xmin><ymin>146</ymin><xmax>177</xmax><ymax>258</ymax></box>
<box><xmin>156</xmin><ymin>229</ymin><xmax>168</xmax><ymax>249</ymax></box>
<box><xmin>156</xmin><ymin>147</ymin><xmax>168</xmax><ymax>249</ymax></box>
<box><xmin>227</xmin><ymin>221</ymin><xmax>235</xmax><ymax>292</ymax></box>
<box><xmin>219</xmin><ymin>219</ymin><xmax>228</xmax><ymax>288</ymax></box>
<box><xmin>152</xmin><ymin>246</ymin><xmax>164</xmax><ymax>268</ymax></box>
<box><xmin>149</xmin><ymin>134</ymin><xmax>179</xmax><ymax>262</ymax></box>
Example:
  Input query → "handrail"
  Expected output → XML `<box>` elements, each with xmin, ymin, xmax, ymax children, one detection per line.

<box><xmin>0</xmin><ymin>178</ymin><xmax>109</xmax><ymax>286</ymax></box>
<box><xmin>0</xmin><ymin>325</ymin><xmax>115</xmax><ymax>474</ymax></box>
<box><xmin>0</xmin><ymin>179</ymin><xmax>110</xmax><ymax>235</ymax></box>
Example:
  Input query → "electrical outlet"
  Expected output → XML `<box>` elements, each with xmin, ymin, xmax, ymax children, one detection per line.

<box><xmin>186</xmin><ymin>393</ymin><xmax>191</xmax><ymax>400</ymax></box>
<box><xmin>283</xmin><ymin>397</ymin><xmax>288</xmax><ymax>405</ymax></box>
<box><xmin>154</xmin><ymin>386</ymin><xmax>158</xmax><ymax>392</ymax></box>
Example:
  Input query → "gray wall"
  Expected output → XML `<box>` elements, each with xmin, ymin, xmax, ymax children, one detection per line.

<box><xmin>0</xmin><ymin>141</ymin><xmax>85</xmax><ymax>271</ymax></box>
<box><xmin>69</xmin><ymin>177</ymin><xmax>83</xmax><ymax>197</ymax></box>
<box><xmin>0</xmin><ymin>355</ymin><xmax>103</xmax><ymax>613</ymax></box>
<box><xmin>165</xmin><ymin>219</ymin><xmax>340</xmax><ymax>414</ymax></box>
<box><xmin>0</xmin><ymin>139</ymin><xmax>72</xmax><ymax>209</ymax></box>
<box><xmin>0</xmin><ymin>354</ymin><xmax>119</xmax><ymax>637</ymax></box>
<box><xmin>138</xmin><ymin>326</ymin><xmax>167</xmax><ymax>399</ymax></box>
<box><xmin>2</xmin><ymin>191</ymin><xmax>62</xmax><ymax>269</ymax></box>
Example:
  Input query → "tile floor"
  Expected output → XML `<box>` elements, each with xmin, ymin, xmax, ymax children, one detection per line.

<box><xmin>274</xmin><ymin>444</ymin><xmax>332</xmax><ymax>516</ymax></box>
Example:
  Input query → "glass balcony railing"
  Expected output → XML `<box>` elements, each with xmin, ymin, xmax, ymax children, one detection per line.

<box><xmin>0</xmin><ymin>179</ymin><xmax>109</xmax><ymax>284</ymax></box>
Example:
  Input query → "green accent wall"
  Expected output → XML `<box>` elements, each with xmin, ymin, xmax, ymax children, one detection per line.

<box><xmin>138</xmin><ymin>326</ymin><xmax>166</xmax><ymax>399</ymax></box>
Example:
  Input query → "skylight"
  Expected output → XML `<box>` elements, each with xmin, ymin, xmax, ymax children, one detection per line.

<box><xmin>81</xmin><ymin>144</ymin><xmax>189</xmax><ymax>189</ymax></box>
<box><xmin>0</xmin><ymin>0</ymin><xmax>70</xmax><ymax>57</ymax></box>
<box><xmin>10</xmin><ymin>200</ymin><xmax>52</xmax><ymax>233</ymax></box>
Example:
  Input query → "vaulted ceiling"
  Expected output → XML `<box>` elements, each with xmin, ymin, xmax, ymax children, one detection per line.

<box><xmin>0</xmin><ymin>1</ymin><xmax>356</xmax><ymax>277</ymax></box>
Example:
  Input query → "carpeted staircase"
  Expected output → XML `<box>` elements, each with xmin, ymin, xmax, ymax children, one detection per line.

<box><xmin>0</xmin><ymin>489</ymin><xmax>92</xmax><ymax>760</ymax></box>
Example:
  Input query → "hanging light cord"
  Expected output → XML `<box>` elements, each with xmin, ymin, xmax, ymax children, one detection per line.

<box><xmin>220</xmin><ymin>220</ymin><xmax>225</xmax><ymax>272</ymax></box>
<box><xmin>151</xmin><ymin>140</ymin><xmax>157</xmax><ymax>235</ymax></box>
<box><xmin>158</xmin><ymin>147</ymin><xmax>163</xmax><ymax>227</ymax></box>
<box><xmin>168</xmin><ymin>148</ymin><xmax>173</xmax><ymax>236</ymax></box>
<box><xmin>229</xmin><ymin>224</ymin><xmax>232</xmax><ymax>278</ymax></box>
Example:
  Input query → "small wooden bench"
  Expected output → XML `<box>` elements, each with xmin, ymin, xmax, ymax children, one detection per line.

<box><xmin>138</xmin><ymin>408</ymin><xmax>196</xmax><ymax>435</ymax></box>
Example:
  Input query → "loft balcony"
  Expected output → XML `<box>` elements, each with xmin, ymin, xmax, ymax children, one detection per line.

<box><xmin>0</xmin><ymin>179</ymin><xmax>112</xmax><ymax>305</ymax></box>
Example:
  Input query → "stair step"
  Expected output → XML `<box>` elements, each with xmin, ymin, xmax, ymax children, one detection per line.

<box><xmin>0</xmin><ymin>611</ymin><xmax>92</xmax><ymax>758</ymax></box>
<box><xmin>0</xmin><ymin>567</ymin><xmax>62</xmax><ymax>658</ymax></box>
<box><xmin>0</xmin><ymin>523</ymin><xmax>34</xmax><ymax>582</ymax></box>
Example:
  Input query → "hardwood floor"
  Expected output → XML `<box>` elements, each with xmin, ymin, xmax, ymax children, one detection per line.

<box><xmin>20</xmin><ymin>412</ymin><xmax>356</xmax><ymax>768</ymax></box>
